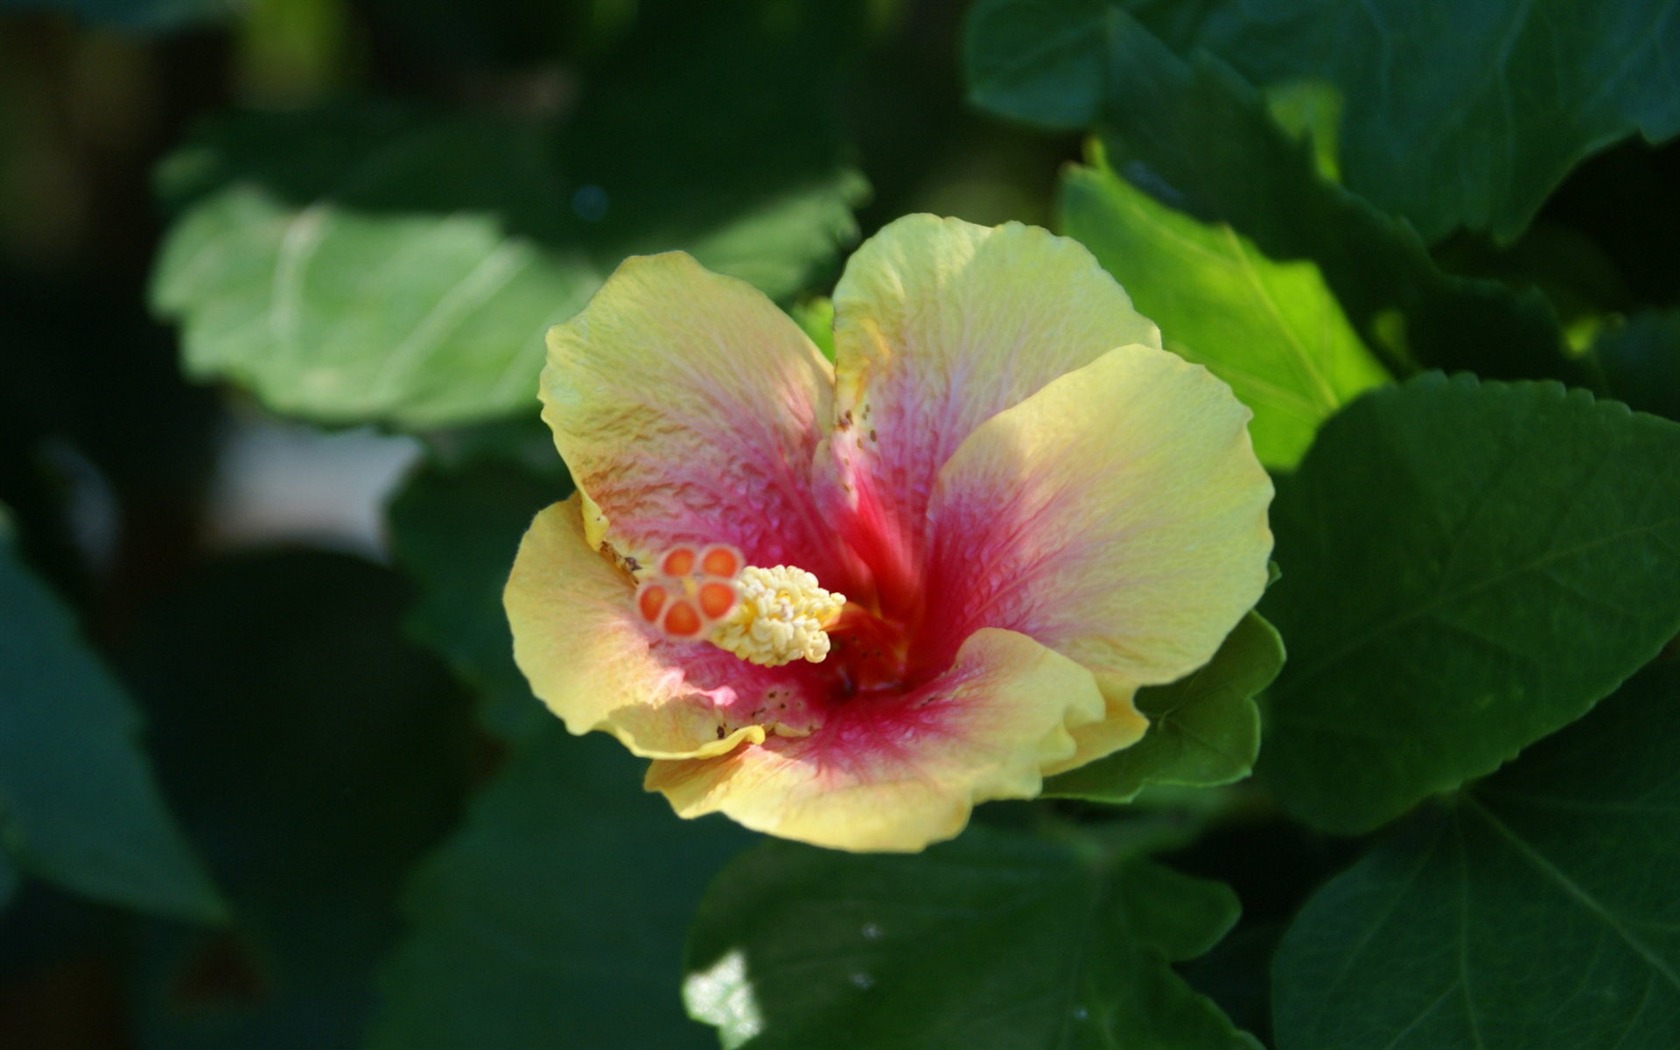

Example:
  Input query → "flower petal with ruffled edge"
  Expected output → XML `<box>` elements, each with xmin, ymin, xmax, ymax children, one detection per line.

<box><xmin>542</xmin><ymin>253</ymin><xmax>838</xmax><ymax>579</ymax></box>
<box><xmin>643</xmin><ymin>628</ymin><xmax>1105</xmax><ymax>851</ymax></box>
<box><xmin>921</xmin><ymin>344</ymin><xmax>1275</xmax><ymax>772</ymax></box>
<box><xmin>818</xmin><ymin>216</ymin><xmax>1161</xmax><ymax>611</ymax></box>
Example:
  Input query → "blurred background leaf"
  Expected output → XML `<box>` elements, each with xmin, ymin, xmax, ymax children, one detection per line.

<box><xmin>1271</xmin><ymin>658</ymin><xmax>1680</xmax><ymax>1050</ymax></box>
<box><xmin>116</xmin><ymin>550</ymin><xmax>473</xmax><ymax>1049</ymax></box>
<box><xmin>1258</xmin><ymin>375</ymin><xmax>1680</xmax><ymax>833</ymax></box>
<box><xmin>0</xmin><ymin>510</ymin><xmax>221</xmax><ymax>922</ymax></box>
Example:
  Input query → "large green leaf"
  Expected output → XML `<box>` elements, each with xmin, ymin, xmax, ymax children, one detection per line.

<box><xmin>387</xmin><ymin>446</ymin><xmax>569</xmax><ymax>742</ymax></box>
<box><xmin>366</xmin><ymin>725</ymin><xmax>751</xmax><ymax>1050</ymax></box>
<box><xmin>1258</xmin><ymin>374</ymin><xmax>1680</xmax><ymax>833</ymax></box>
<box><xmin>118</xmin><ymin>551</ymin><xmax>473</xmax><ymax>1049</ymax></box>
<box><xmin>1046</xmin><ymin>611</ymin><xmax>1283</xmax><ymax>803</ymax></box>
<box><xmin>1272</xmin><ymin>659</ymin><xmax>1680</xmax><ymax>1050</ymax></box>
<box><xmin>684</xmin><ymin>826</ymin><xmax>1260</xmax><ymax>1050</ymax></box>
<box><xmin>1060</xmin><ymin>150</ymin><xmax>1389</xmax><ymax>467</ymax></box>
<box><xmin>963</xmin><ymin>0</ymin><xmax>1578</xmax><ymax>387</ymax></box>
<box><xmin>0</xmin><ymin>512</ymin><xmax>221</xmax><ymax>922</ymax></box>
<box><xmin>1127</xmin><ymin>0</ymin><xmax>1680</xmax><ymax>242</ymax></box>
<box><xmin>152</xmin><ymin>4</ymin><xmax>867</xmax><ymax>430</ymax></box>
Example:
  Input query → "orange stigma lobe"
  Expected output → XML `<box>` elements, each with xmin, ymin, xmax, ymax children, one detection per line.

<box><xmin>663</xmin><ymin>599</ymin><xmax>703</xmax><ymax>637</ymax></box>
<box><xmin>661</xmin><ymin>547</ymin><xmax>696</xmax><ymax>576</ymax></box>
<box><xmin>637</xmin><ymin>583</ymin><xmax>668</xmax><ymax>623</ymax></box>
<box><xmin>698</xmin><ymin>581</ymin><xmax>736</xmax><ymax>619</ymax></box>
<box><xmin>700</xmin><ymin>545</ymin><xmax>741</xmax><ymax>577</ymax></box>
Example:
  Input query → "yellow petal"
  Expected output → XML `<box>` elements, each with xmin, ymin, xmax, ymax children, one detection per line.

<box><xmin>505</xmin><ymin>497</ymin><xmax>767</xmax><ymax>760</ymax></box>
<box><xmin>542</xmin><ymin>252</ymin><xmax>838</xmax><ymax>576</ymax></box>
<box><xmin>925</xmin><ymin>344</ymin><xmax>1274</xmax><ymax>770</ymax></box>
<box><xmin>818</xmin><ymin>216</ymin><xmax>1162</xmax><ymax>598</ymax></box>
<box><xmin>644</xmin><ymin>628</ymin><xmax>1105</xmax><ymax>852</ymax></box>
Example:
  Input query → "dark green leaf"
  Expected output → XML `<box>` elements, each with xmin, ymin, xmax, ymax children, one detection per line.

<box><xmin>387</xmin><ymin>453</ymin><xmax>568</xmax><ymax>742</ymax></box>
<box><xmin>366</xmin><ymin>725</ymin><xmax>751</xmax><ymax>1050</ymax></box>
<box><xmin>1273</xmin><ymin>660</ymin><xmax>1680</xmax><ymax>1050</ymax></box>
<box><xmin>1590</xmin><ymin>310</ymin><xmax>1680</xmax><ymax>422</ymax></box>
<box><xmin>152</xmin><ymin>5</ymin><xmax>867</xmax><ymax>430</ymax></box>
<box><xmin>1128</xmin><ymin>0</ymin><xmax>1680</xmax><ymax>241</ymax></box>
<box><xmin>963</xmin><ymin>0</ymin><xmax>1579</xmax><ymax>386</ymax></box>
<box><xmin>1046</xmin><ymin>612</ymin><xmax>1283</xmax><ymax>803</ymax></box>
<box><xmin>684</xmin><ymin>827</ymin><xmax>1259</xmax><ymax>1049</ymax></box>
<box><xmin>118</xmin><ymin>551</ymin><xmax>473</xmax><ymax>1048</ymax></box>
<box><xmin>1059</xmin><ymin>150</ymin><xmax>1389</xmax><ymax>467</ymax></box>
<box><xmin>0</xmin><ymin>512</ymin><xmax>221</xmax><ymax>922</ymax></box>
<box><xmin>1258</xmin><ymin>374</ymin><xmax>1680</xmax><ymax>833</ymax></box>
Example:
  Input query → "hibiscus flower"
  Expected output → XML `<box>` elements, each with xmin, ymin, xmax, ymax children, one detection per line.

<box><xmin>505</xmin><ymin>215</ymin><xmax>1272</xmax><ymax>851</ymax></box>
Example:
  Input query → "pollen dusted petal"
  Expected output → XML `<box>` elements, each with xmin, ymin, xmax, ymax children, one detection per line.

<box><xmin>661</xmin><ymin>547</ymin><xmax>696</xmax><ymax>576</ymax></box>
<box><xmin>645</xmin><ymin>629</ymin><xmax>1105</xmax><ymax>852</ymax></box>
<box><xmin>542</xmin><ymin>252</ymin><xmax>840</xmax><ymax>579</ymax></box>
<box><xmin>699</xmin><ymin>544</ymin><xmax>742</xmax><ymax>578</ymax></box>
<box><xmin>816</xmin><ymin>215</ymin><xmax>1161</xmax><ymax>605</ymax></box>
<box><xmin>505</xmin><ymin>497</ymin><xmax>765</xmax><ymax>760</ymax></box>
<box><xmin>924</xmin><ymin>344</ymin><xmax>1273</xmax><ymax>770</ymax></box>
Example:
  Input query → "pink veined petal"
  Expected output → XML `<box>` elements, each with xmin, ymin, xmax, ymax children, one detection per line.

<box><xmin>814</xmin><ymin>215</ymin><xmax>1160</xmax><ymax>614</ymax></box>
<box><xmin>542</xmin><ymin>252</ymin><xmax>842</xmax><ymax>581</ymax></box>
<box><xmin>921</xmin><ymin>344</ymin><xmax>1274</xmax><ymax>770</ymax></box>
<box><xmin>643</xmin><ymin>628</ymin><xmax>1106</xmax><ymax>852</ymax></box>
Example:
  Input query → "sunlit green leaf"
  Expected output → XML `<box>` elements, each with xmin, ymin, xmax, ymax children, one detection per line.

<box><xmin>367</xmin><ymin>726</ymin><xmax>750</xmax><ymax>1050</ymax></box>
<box><xmin>1273</xmin><ymin>660</ymin><xmax>1680</xmax><ymax>1050</ymax></box>
<box><xmin>963</xmin><ymin>0</ymin><xmax>1578</xmax><ymax>386</ymax></box>
<box><xmin>387</xmin><ymin>451</ymin><xmax>568</xmax><ymax>742</ymax></box>
<box><xmin>1060</xmin><ymin>150</ymin><xmax>1389</xmax><ymax>467</ymax></box>
<box><xmin>685</xmin><ymin>827</ymin><xmax>1260</xmax><ymax>1049</ymax></box>
<box><xmin>0</xmin><ymin>512</ymin><xmax>222</xmax><ymax>922</ymax></box>
<box><xmin>1259</xmin><ymin>374</ymin><xmax>1680</xmax><ymax>833</ymax></box>
<box><xmin>1127</xmin><ymin>0</ymin><xmax>1680</xmax><ymax>242</ymax></box>
<box><xmin>1046</xmin><ymin>612</ymin><xmax>1283</xmax><ymax>803</ymax></box>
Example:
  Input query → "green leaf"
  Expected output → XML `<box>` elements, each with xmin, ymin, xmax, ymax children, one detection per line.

<box><xmin>963</xmin><ymin>0</ymin><xmax>1579</xmax><ymax>386</ymax></box>
<box><xmin>0</xmin><ymin>513</ymin><xmax>222</xmax><ymax>922</ymax></box>
<box><xmin>1046</xmin><ymin>612</ymin><xmax>1283</xmax><ymax>803</ymax></box>
<box><xmin>387</xmin><ymin>451</ymin><xmax>569</xmax><ymax>742</ymax></box>
<box><xmin>1128</xmin><ymin>0</ymin><xmax>1680</xmax><ymax>242</ymax></box>
<box><xmin>1590</xmin><ymin>310</ymin><xmax>1680</xmax><ymax>422</ymax></box>
<box><xmin>152</xmin><ymin>6</ymin><xmax>868</xmax><ymax>430</ymax></box>
<box><xmin>1272</xmin><ymin>659</ymin><xmax>1680</xmax><ymax>1050</ymax></box>
<box><xmin>118</xmin><ymin>551</ymin><xmax>473</xmax><ymax>1048</ymax></box>
<box><xmin>684</xmin><ymin>827</ymin><xmax>1260</xmax><ymax>1050</ymax></box>
<box><xmin>1059</xmin><ymin>149</ymin><xmax>1389</xmax><ymax>467</ymax></box>
<box><xmin>366</xmin><ymin>725</ymin><xmax>751</xmax><ymax>1050</ymax></box>
<box><xmin>1258</xmin><ymin>374</ymin><xmax>1680</xmax><ymax>833</ymax></box>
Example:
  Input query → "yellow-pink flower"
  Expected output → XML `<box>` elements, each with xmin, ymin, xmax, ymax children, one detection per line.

<box><xmin>505</xmin><ymin>215</ymin><xmax>1272</xmax><ymax>851</ymax></box>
